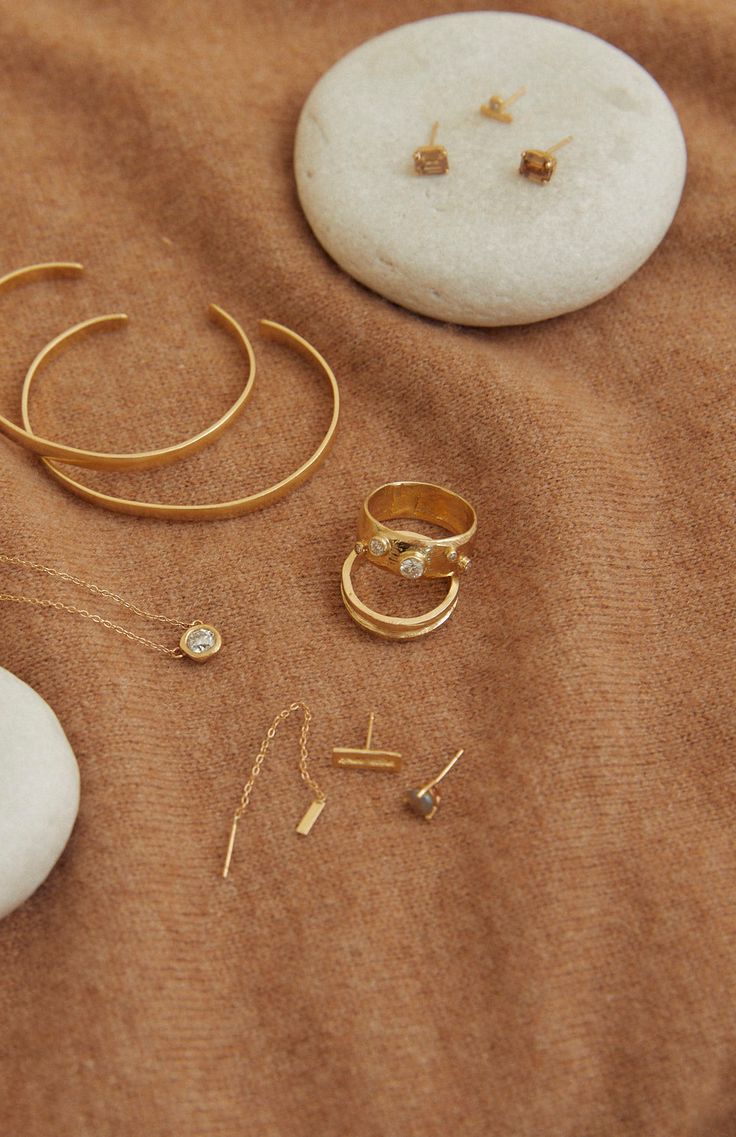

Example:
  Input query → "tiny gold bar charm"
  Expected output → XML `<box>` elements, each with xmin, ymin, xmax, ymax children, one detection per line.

<box><xmin>222</xmin><ymin>818</ymin><xmax>239</xmax><ymax>878</ymax></box>
<box><xmin>331</xmin><ymin>712</ymin><xmax>402</xmax><ymax>772</ymax></box>
<box><xmin>332</xmin><ymin>748</ymin><xmax>402</xmax><ymax>771</ymax></box>
<box><xmin>296</xmin><ymin>799</ymin><xmax>326</xmax><ymax>835</ymax></box>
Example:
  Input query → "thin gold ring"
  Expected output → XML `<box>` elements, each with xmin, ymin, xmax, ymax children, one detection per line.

<box><xmin>357</xmin><ymin>481</ymin><xmax>476</xmax><ymax>579</ymax></box>
<box><xmin>341</xmin><ymin>549</ymin><xmax>460</xmax><ymax>640</ymax></box>
<box><xmin>0</xmin><ymin>263</ymin><xmax>255</xmax><ymax>469</ymax></box>
<box><xmin>22</xmin><ymin>320</ymin><xmax>340</xmax><ymax>521</ymax></box>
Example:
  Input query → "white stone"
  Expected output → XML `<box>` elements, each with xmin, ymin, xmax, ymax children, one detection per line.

<box><xmin>185</xmin><ymin>627</ymin><xmax>216</xmax><ymax>654</ymax></box>
<box><xmin>369</xmin><ymin>536</ymin><xmax>389</xmax><ymax>557</ymax></box>
<box><xmin>400</xmin><ymin>556</ymin><xmax>426</xmax><ymax>579</ymax></box>
<box><xmin>0</xmin><ymin>667</ymin><xmax>80</xmax><ymax>920</ymax></box>
<box><xmin>295</xmin><ymin>12</ymin><xmax>687</xmax><ymax>327</ymax></box>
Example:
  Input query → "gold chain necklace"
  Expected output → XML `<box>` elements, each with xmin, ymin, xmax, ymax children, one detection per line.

<box><xmin>0</xmin><ymin>553</ymin><xmax>221</xmax><ymax>661</ymax></box>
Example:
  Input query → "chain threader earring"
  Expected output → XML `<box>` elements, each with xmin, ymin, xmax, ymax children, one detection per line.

<box><xmin>222</xmin><ymin>702</ymin><xmax>328</xmax><ymax>879</ymax></box>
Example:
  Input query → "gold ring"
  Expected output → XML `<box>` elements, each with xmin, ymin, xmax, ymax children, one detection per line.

<box><xmin>22</xmin><ymin>319</ymin><xmax>339</xmax><ymax>521</ymax></box>
<box><xmin>0</xmin><ymin>263</ymin><xmax>255</xmax><ymax>469</ymax></box>
<box><xmin>341</xmin><ymin>549</ymin><xmax>460</xmax><ymax>641</ymax></box>
<box><xmin>356</xmin><ymin>481</ymin><xmax>476</xmax><ymax>579</ymax></box>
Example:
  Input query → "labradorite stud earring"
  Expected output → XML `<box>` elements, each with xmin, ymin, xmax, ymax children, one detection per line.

<box><xmin>406</xmin><ymin>748</ymin><xmax>464</xmax><ymax>820</ymax></box>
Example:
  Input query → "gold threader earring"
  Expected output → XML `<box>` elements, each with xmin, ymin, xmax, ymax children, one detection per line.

<box><xmin>222</xmin><ymin>702</ymin><xmax>328</xmax><ymax>879</ymax></box>
<box><xmin>0</xmin><ymin>262</ymin><xmax>256</xmax><ymax>469</ymax></box>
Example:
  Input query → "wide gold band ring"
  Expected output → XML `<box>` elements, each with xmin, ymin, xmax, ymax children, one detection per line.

<box><xmin>340</xmin><ymin>549</ymin><xmax>460</xmax><ymax>641</ymax></box>
<box><xmin>356</xmin><ymin>481</ymin><xmax>476</xmax><ymax>580</ymax></box>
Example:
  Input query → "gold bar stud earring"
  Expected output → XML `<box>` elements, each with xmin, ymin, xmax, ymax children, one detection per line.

<box><xmin>413</xmin><ymin>122</ymin><xmax>449</xmax><ymax>175</ymax></box>
<box><xmin>406</xmin><ymin>749</ymin><xmax>464</xmax><ymax>819</ymax></box>
<box><xmin>332</xmin><ymin>712</ymin><xmax>402</xmax><ymax>772</ymax></box>
<box><xmin>479</xmin><ymin>86</ymin><xmax>526</xmax><ymax>122</ymax></box>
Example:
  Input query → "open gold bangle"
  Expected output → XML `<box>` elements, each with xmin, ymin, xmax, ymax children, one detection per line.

<box><xmin>22</xmin><ymin>320</ymin><xmax>340</xmax><ymax>521</ymax></box>
<box><xmin>341</xmin><ymin>549</ymin><xmax>460</xmax><ymax>640</ymax></box>
<box><xmin>0</xmin><ymin>263</ymin><xmax>255</xmax><ymax>470</ymax></box>
<box><xmin>356</xmin><ymin>481</ymin><xmax>477</xmax><ymax>579</ymax></box>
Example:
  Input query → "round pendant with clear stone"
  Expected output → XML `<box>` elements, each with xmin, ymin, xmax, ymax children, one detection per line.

<box><xmin>179</xmin><ymin>623</ymin><xmax>222</xmax><ymax>662</ymax></box>
<box><xmin>399</xmin><ymin>553</ymin><xmax>426</xmax><ymax>580</ymax></box>
<box><xmin>369</xmin><ymin>535</ymin><xmax>390</xmax><ymax>557</ymax></box>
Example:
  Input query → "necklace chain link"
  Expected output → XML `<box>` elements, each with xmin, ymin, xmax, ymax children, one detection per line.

<box><xmin>234</xmin><ymin>701</ymin><xmax>326</xmax><ymax>822</ymax></box>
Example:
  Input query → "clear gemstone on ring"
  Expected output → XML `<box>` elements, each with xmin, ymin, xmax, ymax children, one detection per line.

<box><xmin>399</xmin><ymin>555</ymin><xmax>425</xmax><ymax>579</ymax></box>
<box><xmin>369</xmin><ymin>536</ymin><xmax>390</xmax><ymax>557</ymax></box>
<box><xmin>447</xmin><ymin>549</ymin><xmax>458</xmax><ymax>562</ymax></box>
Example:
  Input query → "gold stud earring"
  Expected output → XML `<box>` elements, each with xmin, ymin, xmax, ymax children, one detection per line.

<box><xmin>413</xmin><ymin>122</ymin><xmax>449</xmax><ymax>175</ymax></box>
<box><xmin>479</xmin><ymin>86</ymin><xmax>526</xmax><ymax>123</ymax></box>
<box><xmin>332</xmin><ymin>712</ymin><xmax>402</xmax><ymax>772</ymax></box>
<box><xmin>406</xmin><ymin>749</ymin><xmax>464</xmax><ymax>820</ymax></box>
<box><xmin>519</xmin><ymin>136</ymin><xmax>573</xmax><ymax>184</ymax></box>
<box><xmin>222</xmin><ymin>702</ymin><xmax>328</xmax><ymax>879</ymax></box>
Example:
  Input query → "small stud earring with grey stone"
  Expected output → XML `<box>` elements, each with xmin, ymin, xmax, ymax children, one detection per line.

<box><xmin>406</xmin><ymin>749</ymin><xmax>464</xmax><ymax>820</ymax></box>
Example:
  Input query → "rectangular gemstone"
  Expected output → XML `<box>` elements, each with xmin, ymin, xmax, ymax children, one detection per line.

<box><xmin>519</xmin><ymin>150</ymin><xmax>556</xmax><ymax>183</ymax></box>
<box><xmin>413</xmin><ymin>145</ymin><xmax>449</xmax><ymax>175</ymax></box>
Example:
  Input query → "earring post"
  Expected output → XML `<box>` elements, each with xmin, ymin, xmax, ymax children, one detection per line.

<box><xmin>418</xmin><ymin>748</ymin><xmax>464</xmax><ymax>796</ymax></box>
<box><xmin>502</xmin><ymin>86</ymin><xmax>526</xmax><ymax>108</ymax></box>
<box><xmin>365</xmin><ymin>711</ymin><xmax>375</xmax><ymax>750</ymax></box>
<box><xmin>548</xmin><ymin>135</ymin><xmax>573</xmax><ymax>154</ymax></box>
<box><xmin>222</xmin><ymin>817</ymin><xmax>239</xmax><ymax>878</ymax></box>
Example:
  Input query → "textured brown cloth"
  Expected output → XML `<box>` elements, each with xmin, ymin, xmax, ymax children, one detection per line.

<box><xmin>0</xmin><ymin>1</ymin><xmax>734</xmax><ymax>1135</ymax></box>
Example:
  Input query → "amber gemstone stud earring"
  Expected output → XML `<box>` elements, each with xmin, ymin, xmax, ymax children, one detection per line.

<box><xmin>519</xmin><ymin>136</ymin><xmax>573</xmax><ymax>183</ymax></box>
<box><xmin>479</xmin><ymin>86</ymin><xmax>526</xmax><ymax>123</ymax></box>
<box><xmin>406</xmin><ymin>749</ymin><xmax>464</xmax><ymax>820</ymax></box>
<box><xmin>413</xmin><ymin>122</ymin><xmax>449</xmax><ymax>175</ymax></box>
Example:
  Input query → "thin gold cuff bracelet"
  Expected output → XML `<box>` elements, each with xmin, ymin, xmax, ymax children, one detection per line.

<box><xmin>22</xmin><ymin>319</ymin><xmax>340</xmax><ymax>521</ymax></box>
<box><xmin>356</xmin><ymin>481</ymin><xmax>476</xmax><ymax>579</ymax></box>
<box><xmin>0</xmin><ymin>263</ymin><xmax>255</xmax><ymax>469</ymax></box>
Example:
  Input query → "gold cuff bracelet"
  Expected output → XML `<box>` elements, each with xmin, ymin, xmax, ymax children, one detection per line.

<box><xmin>21</xmin><ymin>319</ymin><xmax>340</xmax><ymax>521</ymax></box>
<box><xmin>0</xmin><ymin>263</ymin><xmax>255</xmax><ymax>469</ymax></box>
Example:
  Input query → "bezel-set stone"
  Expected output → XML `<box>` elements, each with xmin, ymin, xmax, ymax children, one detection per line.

<box><xmin>369</xmin><ymin>535</ymin><xmax>390</xmax><ymax>557</ymax></box>
<box><xmin>447</xmin><ymin>549</ymin><xmax>458</xmax><ymax>563</ymax></box>
<box><xmin>457</xmin><ymin>555</ymin><xmax>472</xmax><ymax>574</ymax></box>
<box><xmin>399</xmin><ymin>553</ymin><xmax>426</xmax><ymax>579</ymax></box>
<box><xmin>179</xmin><ymin>623</ymin><xmax>222</xmax><ymax>662</ymax></box>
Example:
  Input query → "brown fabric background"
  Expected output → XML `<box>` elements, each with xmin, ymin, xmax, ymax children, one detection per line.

<box><xmin>0</xmin><ymin>1</ymin><xmax>734</xmax><ymax>1134</ymax></box>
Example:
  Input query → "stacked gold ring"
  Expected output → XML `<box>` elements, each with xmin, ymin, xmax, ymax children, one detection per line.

<box><xmin>342</xmin><ymin>481</ymin><xmax>476</xmax><ymax>640</ymax></box>
<box><xmin>357</xmin><ymin>481</ymin><xmax>476</xmax><ymax>579</ymax></box>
